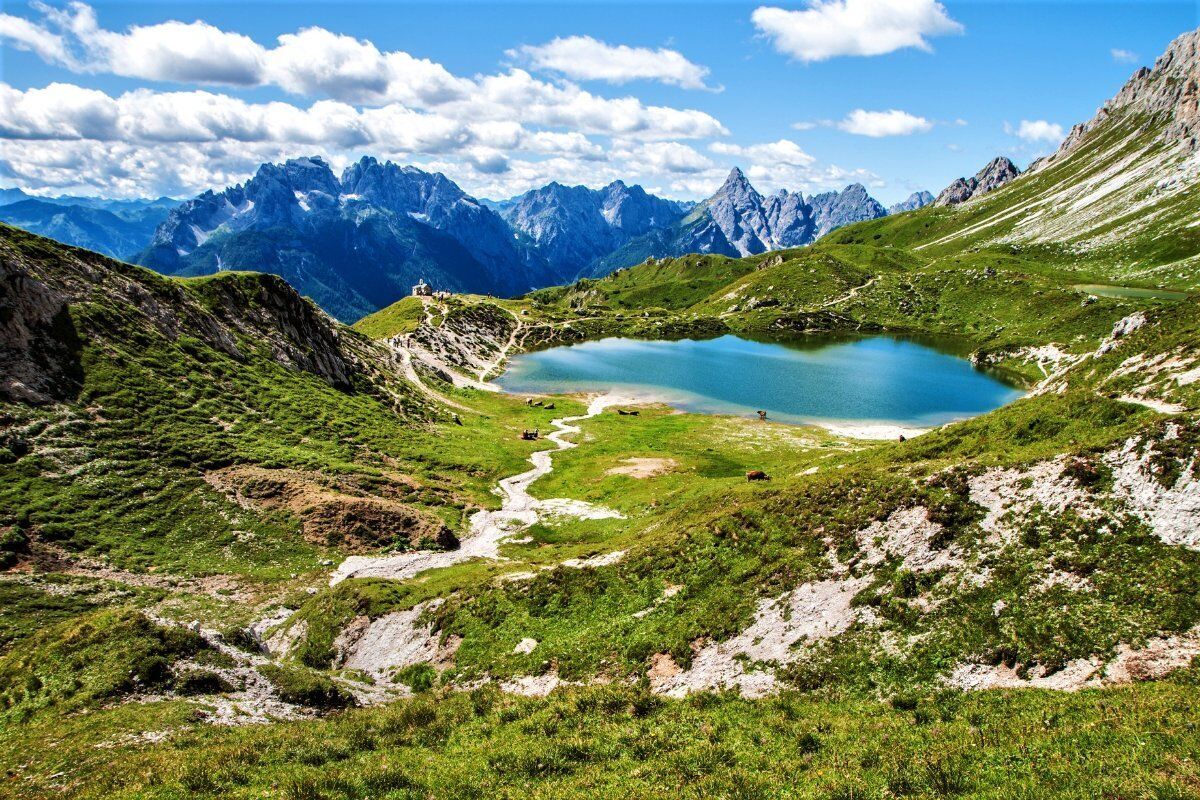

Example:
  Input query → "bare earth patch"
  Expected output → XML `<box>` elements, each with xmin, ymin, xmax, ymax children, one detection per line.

<box><xmin>206</xmin><ymin>466</ymin><xmax>454</xmax><ymax>552</ymax></box>
<box><xmin>604</xmin><ymin>457</ymin><xmax>678</xmax><ymax>478</ymax></box>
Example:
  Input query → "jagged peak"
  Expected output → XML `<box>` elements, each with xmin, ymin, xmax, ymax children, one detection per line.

<box><xmin>935</xmin><ymin>155</ymin><xmax>1021</xmax><ymax>207</ymax></box>
<box><xmin>1038</xmin><ymin>27</ymin><xmax>1200</xmax><ymax>169</ymax></box>
<box><xmin>721</xmin><ymin>166</ymin><xmax>750</xmax><ymax>187</ymax></box>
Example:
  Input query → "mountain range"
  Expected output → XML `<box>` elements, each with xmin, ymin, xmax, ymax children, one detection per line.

<box><xmin>3</xmin><ymin>165</ymin><xmax>944</xmax><ymax>323</ymax></box>
<box><xmin>491</xmin><ymin>181</ymin><xmax>693</xmax><ymax>279</ymax></box>
<box><xmin>134</xmin><ymin>156</ymin><xmax>557</xmax><ymax>321</ymax></box>
<box><xmin>0</xmin><ymin>190</ymin><xmax>176</xmax><ymax>261</ymax></box>
<box><xmin>127</xmin><ymin>160</ymin><xmax>929</xmax><ymax>320</ymax></box>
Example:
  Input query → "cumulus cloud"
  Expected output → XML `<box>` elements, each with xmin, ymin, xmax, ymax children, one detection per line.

<box><xmin>615</xmin><ymin>140</ymin><xmax>713</xmax><ymax>173</ymax></box>
<box><xmin>0</xmin><ymin>3</ymin><xmax>725</xmax><ymax>139</ymax></box>
<box><xmin>703</xmin><ymin>138</ymin><xmax>878</xmax><ymax>196</ymax></box>
<box><xmin>838</xmin><ymin>108</ymin><xmax>932</xmax><ymax>137</ymax></box>
<box><xmin>0</xmin><ymin>4</ymin><xmax>889</xmax><ymax>201</ymax></box>
<box><xmin>1012</xmin><ymin>119</ymin><xmax>1063</xmax><ymax>142</ymax></box>
<box><xmin>711</xmin><ymin>139</ymin><xmax>816</xmax><ymax>167</ymax></box>
<box><xmin>0</xmin><ymin>82</ymin><xmax>638</xmax><ymax>159</ymax></box>
<box><xmin>1110</xmin><ymin>48</ymin><xmax>1139</xmax><ymax>64</ymax></box>
<box><xmin>511</xmin><ymin>35</ymin><xmax>716</xmax><ymax>90</ymax></box>
<box><xmin>263</xmin><ymin>27</ymin><xmax>470</xmax><ymax>105</ymax></box>
<box><xmin>0</xmin><ymin>11</ymin><xmax>76</xmax><ymax>66</ymax></box>
<box><xmin>0</xmin><ymin>81</ymin><xmax>725</xmax><ymax>197</ymax></box>
<box><xmin>751</xmin><ymin>0</ymin><xmax>962</xmax><ymax>62</ymax></box>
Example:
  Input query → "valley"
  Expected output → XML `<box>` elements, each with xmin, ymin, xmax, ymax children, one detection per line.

<box><xmin>1</xmin><ymin>21</ymin><xmax>1199</xmax><ymax>800</ymax></box>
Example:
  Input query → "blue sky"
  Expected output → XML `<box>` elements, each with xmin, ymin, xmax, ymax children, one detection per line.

<box><xmin>1</xmin><ymin>0</ymin><xmax>1194</xmax><ymax>203</ymax></box>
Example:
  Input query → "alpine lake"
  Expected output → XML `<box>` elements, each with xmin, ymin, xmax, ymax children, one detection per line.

<box><xmin>495</xmin><ymin>334</ymin><xmax>1026</xmax><ymax>432</ymax></box>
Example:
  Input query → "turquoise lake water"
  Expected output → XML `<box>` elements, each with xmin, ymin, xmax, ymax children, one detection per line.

<box><xmin>496</xmin><ymin>335</ymin><xmax>1024</xmax><ymax>428</ymax></box>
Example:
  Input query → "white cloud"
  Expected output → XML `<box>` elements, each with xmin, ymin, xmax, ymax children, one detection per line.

<box><xmin>448</xmin><ymin>69</ymin><xmax>726</xmax><ymax>140</ymax></box>
<box><xmin>511</xmin><ymin>35</ymin><xmax>715</xmax><ymax>90</ymax></box>
<box><xmin>263</xmin><ymin>27</ymin><xmax>470</xmax><ymax>105</ymax></box>
<box><xmin>0</xmin><ymin>12</ymin><xmax>75</xmax><ymax>66</ymax></box>
<box><xmin>1110</xmin><ymin>48</ymin><xmax>1139</xmax><ymax>64</ymax></box>
<box><xmin>0</xmin><ymin>6</ymin><xmax>893</xmax><ymax>201</ymax></box>
<box><xmin>615</xmin><ymin>141</ymin><xmax>713</xmax><ymax>173</ymax></box>
<box><xmin>0</xmin><ymin>82</ymin><xmax>119</xmax><ymax>140</ymax></box>
<box><xmin>838</xmin><ymin>108</ymin><xmax>932</xmax><ymax>137</ymax></box>
<box><xmin>711</xmin><ymin>139</ymin><xmax>817</xmax><ymax>167</ymax></box>
<box><xmin>0</xmin><ymin>3</ymin><xmax>725</xmax><ymax>140</ymax></box>
<box><xmin>704</xmin><ymin>138</ymin><xmax>878</xmax><ymax>195</ymax></box>
<box><xmin>1012</xmin><ymin>119</ymin><xmax>1063</xmax><ymax>143</ymax></box>
<box><xmin>0</xmin><ymin>81</ymin><xmax>723</xmax><ymax>198</ymax></box>
<box><xmin>751</xmin><ymin>0</ymin><xmax>962</xmax><ymax>62</ymax></box>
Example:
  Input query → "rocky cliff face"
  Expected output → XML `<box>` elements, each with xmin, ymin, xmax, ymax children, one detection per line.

<box><xmin>935</xmin><ymin>157</ymin><xmax>1021</xmax><ymax>206</ymax></box>
<box><xmin>499</xmin><ymin>181</ymin><xmax>687</xmax><ymax>278</ymax></box>
<box><xmin>808</xmin><ymin>183</ymin><xmax>889</xmax><ymax>238</ymax></box>
<box><xmin>699</xmin><ymin>169</ymin><xmax>888</xmax><ymax>255</ymax></box>
<box><xmin>594</xmin><ymin>168</ymin><xmax>891</xmax><ymax>270</ymax></box>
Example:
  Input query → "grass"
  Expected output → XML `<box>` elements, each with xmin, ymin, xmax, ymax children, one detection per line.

<box><xmin>4</xmin><ymin>680</ymin><xmax>1200</xmax><ymax>798</ymax></box>
<box><xmin>0</xmin><ymin>608</ymin><xmax>206</xmax><ymax>722</ymax></box>
<box><xmin>353</xmin><ymin>296</ymin><xmax>426</xmax><ymax>339</ymax></box>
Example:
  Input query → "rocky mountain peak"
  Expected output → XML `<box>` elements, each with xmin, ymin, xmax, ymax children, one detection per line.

<box><xmin>935</xmin><ymin>156</ymin><xmax>1021</xmax><ymax>206</ymax></box>
<box><xmin>888</xmin><ymin>190</ymin><xmax>935</xmax><ymax>215</ymax></box>
<box><xmin>1039</xmin><ymin>28</ymin><xmax>1200</xmax><ymax>168</ymax></box>
<box><xmin>715</xmin><ymin>167</ymin><xmax>757</xmax><ymax>199</ymax></box>
<box><xmin>975</xmin><ymin>157</ymin><xmax>1020</xmax><ymax>192</ymax></box>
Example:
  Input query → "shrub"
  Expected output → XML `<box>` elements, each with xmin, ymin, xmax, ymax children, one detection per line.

<box><xmin>259</xmin><ymin>664</ymin><xmax>356</xmax><ymax>709</ymax></box>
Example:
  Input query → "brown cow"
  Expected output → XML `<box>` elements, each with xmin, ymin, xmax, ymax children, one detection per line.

<box><xmin>746</xmin><ymin>470</ymin><xmax>770</xmax><ymax>481</ymax></box>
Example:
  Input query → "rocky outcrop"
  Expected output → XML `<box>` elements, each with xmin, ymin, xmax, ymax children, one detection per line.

<box><xmin>1039</xmin><ymin>28</ymin><xmax>1200</xmax><ymax>169</ymax></box>
<box><xmin>0</xmin><ymin>240</ymin><xmax>83</xmax><ymax>403</ymax></box>
<box><xmin>1</xmin><ymin>224</ymin><xmax>366</xmax><ymax>399</ymax></box>
<box><xmin>935</xmin><ymin>157</ymin><xmax>1021</xmax><ymax>206</ymax></box>
<box><xmin>206</xmin><ymin>466</ymin><xmax>457</xmax><ymax>552</ymax></box>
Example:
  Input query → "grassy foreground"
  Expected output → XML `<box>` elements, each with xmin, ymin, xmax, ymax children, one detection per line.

<box><xmin>3</xmin><ymin>678</ymin><xmax>1199</xmax><ymax>799</ymax></box>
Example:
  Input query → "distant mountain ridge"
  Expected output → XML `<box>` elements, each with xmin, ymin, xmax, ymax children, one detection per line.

<box><xmin>888</xmin><ymin>191</ymin><xmax>935</xmax><ymax>215</ymax></box>
<box><xmin>588</xmin><ymin>168</ymin><xmax>903</xmax><ymax>274</ymax></box>
<box><xmin>0</xmin><ymin>190</ymin><xmax>177</xmax><ymax>260</ymax></box>
<box><xmin>497</xmin><ymin>181</ymin><xmax>692</xmax><ymax>280</ymax></box>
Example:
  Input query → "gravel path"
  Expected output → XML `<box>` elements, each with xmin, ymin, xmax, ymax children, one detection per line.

<box><xmin>330</xmin><ymin>394</ymin><xmax>626</xmax><ymax>585</ymax></box>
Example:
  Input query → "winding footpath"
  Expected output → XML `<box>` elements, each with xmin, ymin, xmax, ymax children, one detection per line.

<box><xmin>330</xmin><ymin>394</ymin><xmax>627</xmax><ymax>585</ymax></box>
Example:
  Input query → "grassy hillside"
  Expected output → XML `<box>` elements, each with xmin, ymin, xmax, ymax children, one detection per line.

<box><xmin>353</xmin><ymin>296</ymin><xmax>427</xmax><ymax>339</ymax></box>
<box><xmin>0</xmin><ymin>224</ymin><xmax>571</xmax><ymax>581</ymax></box>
